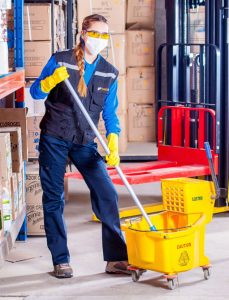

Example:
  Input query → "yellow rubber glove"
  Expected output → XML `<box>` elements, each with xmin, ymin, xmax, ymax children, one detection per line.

<box><xmin>106</xmin><ymin>133</ymin><xmax>120</xmax><ymax>167</ymax></box>
<box><xmin>40</xmin><ymin>66</ymin><xmax>69</xmax><ymax>93</ymax></box>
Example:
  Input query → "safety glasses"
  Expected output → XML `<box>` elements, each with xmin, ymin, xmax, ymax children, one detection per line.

<box><xmin>86</xmin><ymin>31</ymin><xmax>110</xmax><ymax>40</ymax></box>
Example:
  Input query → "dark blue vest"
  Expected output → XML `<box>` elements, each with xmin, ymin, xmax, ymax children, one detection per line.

<box><xmin>40</xmin><ymin>49</ymin><xmax>118</xmax><ymax>144</ymax></box>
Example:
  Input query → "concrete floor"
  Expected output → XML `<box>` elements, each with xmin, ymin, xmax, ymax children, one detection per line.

<box><xmin>0</xmin><ymin>170</ymin><xmax>229</xmax><ymax>300</ymax></box>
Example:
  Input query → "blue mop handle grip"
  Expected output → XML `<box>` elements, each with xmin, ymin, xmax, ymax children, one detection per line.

<box><xmin>204</xmin><ymin>142</ymin><xmax>212</xmax><ymax>160</ymax></box>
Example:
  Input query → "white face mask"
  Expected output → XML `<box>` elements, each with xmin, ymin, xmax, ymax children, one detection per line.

<box><xmin>85</xmin><ymin>36</ymin><xmax>108</xmax><ymax>56</ymax></box>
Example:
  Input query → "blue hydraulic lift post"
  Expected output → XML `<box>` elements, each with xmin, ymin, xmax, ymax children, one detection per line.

<box><xmin>14</xmin><ymin>0</ymin><xmax>27</xmax><ymax>241</ymax></box>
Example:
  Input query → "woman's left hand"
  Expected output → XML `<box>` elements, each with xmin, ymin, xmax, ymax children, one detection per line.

<box><xmin>106</xmin><ymin>133</ymin><xmax>120</xmax><ymax>167</ymax></box>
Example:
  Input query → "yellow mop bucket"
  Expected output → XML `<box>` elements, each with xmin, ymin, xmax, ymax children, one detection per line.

<box><xmin>124</xmin><ymin>178</ymin><xmax>215</xmax><ymax>289</ymax></box>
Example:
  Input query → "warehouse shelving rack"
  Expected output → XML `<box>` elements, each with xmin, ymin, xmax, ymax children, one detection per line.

<box><xmin>0</xmin><ymin>0</ymin><xmax>27</xmax><ymax>268</ymax></box>
<box><xmin>23</xmin><ymin>0</ymin><xmax>74</xmax><ymax>163</ymax></box>
<box><xmin>24</xmin><ymin>0</ymin><xmax>74</xmax><ymax>51</ymax></box>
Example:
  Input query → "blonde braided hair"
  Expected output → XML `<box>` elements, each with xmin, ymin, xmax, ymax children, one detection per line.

<box><xmin>75</xmin><ymin>14</ymin><xmax>108</xmax><ymax>97</ymax></box>
<box><xmin>75</xmin><ymin>41</ymin><xmax>87</xmax><ymax>97</ymax></box>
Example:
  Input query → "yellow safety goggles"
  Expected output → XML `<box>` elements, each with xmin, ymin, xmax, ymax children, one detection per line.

<box><xmin>86</xmin><ymin>31</ymin><xmax>110</xmax><ymax>40</ymax></box>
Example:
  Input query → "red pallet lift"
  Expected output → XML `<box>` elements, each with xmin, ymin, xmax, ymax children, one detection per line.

<box><xmin>65</xmin><ymin>105</ymin><xmax>223</xmax><ymax>219</ymax></box>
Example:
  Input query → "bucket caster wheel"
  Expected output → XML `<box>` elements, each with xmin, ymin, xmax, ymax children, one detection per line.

<box><xmin>203</xmin><ymin>267</ymin><xmax>211</xmax><ymax>280</ymax></box>
<box><xmin>167</xmin><ymin>278</ymin><xmax>177</xmax><ymax>290</ymax></box>
<box><xmin>131</xmin><ymin>270</ymin><xmax>140</xmax><ymax>282</ymax></box>
<box><xmin>164</xmin><ymin>275</ymin><xmax>178</xmax><ymax>290</ymax></box>
<box><xmin>128</xmin><ymin>266</ymin><xmax>146</xmax><ymax>282</ymax></box>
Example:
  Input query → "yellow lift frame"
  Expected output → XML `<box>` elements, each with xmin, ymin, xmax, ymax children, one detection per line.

<box><xmin>92</xmin><ymin>203</ymin><xmax>229</xmax><ymax>222</ymax></box>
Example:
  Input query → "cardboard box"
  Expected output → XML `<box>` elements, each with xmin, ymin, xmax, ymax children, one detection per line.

<box><xmin>127</xmin><ymin>0</ymin><xmax>156</xmax><ymax>28</ymax></box>
<box><xmin>101</xmin><ymin>34</ymin><xmax>126</xmax><ymax>75</ymax></box>
<box><xmin>77</xmin><ymin>0</ymin><xmax>126</xmax><ymax>34</ymax></box>
<box><xmin>24</xmin><ymin>4</ymin><xmax>65</xmax><ymax>43</ymax></box>
<box><xmin>0</xmin><ymin>133</ymin><xmax>13</xmax><ymax>182</ymax></box>
<box><xmin>126</xmin><ymin>27</ymin><xmax>155</xmax><ymax>67</ymax></box>
<box><xmin>128</xmin><ymin>103</ymin><xmax>156</xmax><ymax>142</ymax></box>
<box><xmin>24</xmin><ymin>3</ymin><xmax>52</xmax><ymax>40</ymax></box>
<box><xmin>0</xmin><ymin>127</ymin><xmax>23</xmax><ymax>173</ymax></box>
<box><xmin>96</xmin><ymin>112</ymin><xmax>128</xmax><ymax>154</ymax></box>
<box><xmin>27</xmin><ymin>116</ymin><xmax>42</xmax><ymax>158</ymax></box>
<box><xmin>127</xmin><ymin>67</ymin><xmax>155</xmax><ymax>103</ymax></box>
<box><xmin>26</xmin><ymin>163</ymin><xmax>45</xmax><ymax>236</ymax></box>
<box><xmin>0</xmin><ymin>108</ymin><xmax>28</xmax><ymax>160</ymax></box>
<box><xmin>11</xmin><ymin>173</ymin><xmax>19</xmax><ymax>221</ymax></box>
<box><xmin>117</xmin><ymin>75</ymin><xmax>127</xmax><ymax>113</ymax></box>
<box><xmin>25</xmin><ymin>41</ymin><xmax>52</xmax><ymax>77</ymax></box>
<box><xmin>8</xmin><ymin>4</ymin><xmax>65</xmax><ymax>46</ymax></box>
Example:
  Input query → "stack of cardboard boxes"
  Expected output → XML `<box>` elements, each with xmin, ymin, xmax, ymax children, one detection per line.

<box><xmin>7</xmin><ymin>3</ymin><xmax>65</xmax><ymax>73</ymax></box>
<box><xmin>22</xmin><ymin>3</ymin><xmax>66</xmax><ymax>236</ymax></box>
<box><xmin>22</xmin><ymin>3</ymin><xmax>55</xmax><ymax>159</ymax></box>
<box><xmin>0</xmin><ymin>107</ymin><xmax>45</xmax><ymax>237</ymax></box>
<box><xmin>126</xmin><ymin>0</ymin><xmax>156</xmax><ymax>143</ymax></box>
<box><xmin>24</xmin><ymin>3</ymin><xmax>65</xmax><ymax>78</ymax></box>
<box><xmin>0</xmin><ymin>108</ymin><xmax>27</xmax><ymax>238</ymax></box>
<box><xmin>77</xmin><ymin>0</ymin><xmax>156</xmax><ymax>149</ymax></box>
<box><xmin>77</xmin><ymin>0</ymin><xmax>128</xmax><ymax>154</ymax></box>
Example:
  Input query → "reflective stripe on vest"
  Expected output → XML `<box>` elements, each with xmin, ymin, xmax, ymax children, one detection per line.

<box><xmin>94</xmin><ymin>71</ymin><xmax>116</xmax><ymax>79</ymax></box>
<box><xmin>60</xmin><ymin>62</ymin><xmax>79</xmax><ymax>71</ymax></box>
<box><xmin>60</xmin><ymin>62</ymin><xmax>116</xmax><ymax>79</ymax></box>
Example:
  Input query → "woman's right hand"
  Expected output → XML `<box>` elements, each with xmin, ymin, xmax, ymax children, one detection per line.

<box><xmin>40</xmin><ymin>66</ymin><xmax>69</xmax><ymax>93</ymax></box>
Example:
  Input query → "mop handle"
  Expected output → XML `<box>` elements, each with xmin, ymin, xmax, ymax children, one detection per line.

<box><xmin>64</xmin><ymin>78</ymin><xmax>156</xmax><ymax>231</ymax></box>
<box><xmin>204</xmin><ymin>142</ymin><xmax>220</xmax><ymax>199</ymax></box>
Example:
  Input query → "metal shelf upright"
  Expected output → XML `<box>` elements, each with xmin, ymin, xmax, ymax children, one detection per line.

<box><xmin>0</xmin><ymin>0</ymin><xmax>27</xmax><ymax>268</ymax></box>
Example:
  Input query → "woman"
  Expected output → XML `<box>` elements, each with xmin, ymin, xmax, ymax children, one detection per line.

<box><xmin>30</xmin><ymin>14</ymin><xmax>129</xmax><ymax>278</ymax></box>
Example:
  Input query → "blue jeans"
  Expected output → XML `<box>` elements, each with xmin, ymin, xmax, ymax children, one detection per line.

<box><xmin>39</xmin><ymin>133</ymin><xmax>128</xmax><ymax>265</ymax></box>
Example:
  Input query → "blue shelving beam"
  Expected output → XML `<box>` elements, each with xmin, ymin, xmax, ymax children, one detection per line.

<box><xmin>13</xmin><ymin>0</ymin><xmax>27</xmax><ymax>241</ymax></box>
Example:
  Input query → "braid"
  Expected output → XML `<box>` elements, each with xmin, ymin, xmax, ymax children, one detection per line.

<box><xmin>75</xmin><ymin>42</ymin><xmax>87</xmax><ymax>97</ymax></box>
